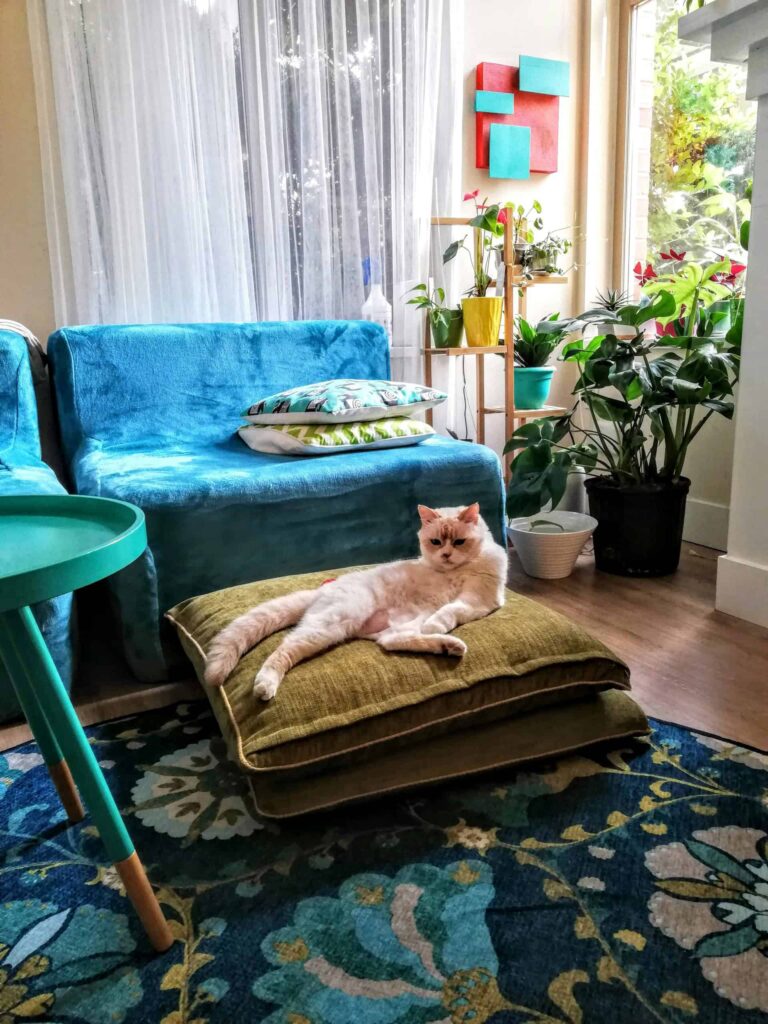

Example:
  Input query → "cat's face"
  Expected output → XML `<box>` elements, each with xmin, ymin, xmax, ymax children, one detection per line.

<box><xmin>417</xmin><ymin>503</ymin><xmax>484</xmax><ymax>572</ymax></box>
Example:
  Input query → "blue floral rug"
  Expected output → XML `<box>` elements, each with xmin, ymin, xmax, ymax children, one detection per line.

<box><xmin>1</xmin><ymin>701</ymin><xmax>767</xmax><ymax>1024</ymax></box>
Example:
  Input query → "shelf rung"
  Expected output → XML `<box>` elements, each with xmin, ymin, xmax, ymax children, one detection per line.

<box><xmin>421</xmin><ymin>346</ymin><xmax>507</xmax><ymax>356</ymax></box>
<box><xmin>513</xmin><ymin>406</ymin><xmax>567</xmax><ymax>419</ymax></box>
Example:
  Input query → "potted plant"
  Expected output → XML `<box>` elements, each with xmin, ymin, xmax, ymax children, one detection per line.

<box><xmin>405</xmin><ymin>283</ymin><xmax>463</xmax><ymax>348</ymax></box>
<box><xmin>573</xmin><ymin>286</ymin><xmax>637</xmax><ymax>340</ymax></box>
<box><xmin>505</xmin><ymin>258</ymin><xmax>742</xmax><ymax>576</ymax></box>
<box><xmin>505</xmin><ymin>199</ymin><xmax>544</xmax><ymax>266</ymax></box>
<box><xmin>524</xmin><ymin>232</ymin><xmax>573</xmax><ymax>275</ymax></box>
<box><xmin>513</xmin><ymin>314</ymin><xmax>570</xmax><ymax>409</ymax></box>
<box><xmin>507</xmin><ymin>511</ymin><xmax>597</xmax><ymax>579</ymax></box>
<box><xmin>442</xmin><ymin>191</ymin><xmax>506</xmax><ymax>347</ymax></box>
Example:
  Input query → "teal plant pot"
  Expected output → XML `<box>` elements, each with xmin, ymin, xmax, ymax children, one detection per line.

<box><xmin>514</xmin><ymin>366</ymin><xmax>555</xmax><ymax>410</ymax></box>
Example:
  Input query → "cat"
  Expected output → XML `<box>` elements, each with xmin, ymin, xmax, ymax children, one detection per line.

<box><xmin>204</xmin><ymin>502</ymin><xmax>508</xmax><ymax>702</ymax></box>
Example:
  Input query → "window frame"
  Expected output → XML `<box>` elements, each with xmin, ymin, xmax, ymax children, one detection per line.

<box><xmin>612</xmin><ymin>0</ymin><xmax>654</xmax><ymax>292</ymax></box>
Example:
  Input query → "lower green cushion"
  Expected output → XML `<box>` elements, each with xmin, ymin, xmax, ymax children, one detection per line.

<box><xmin>167</xmin><ymin>565</ymin><xmax>646</xmax><ymax>815</ymax></box>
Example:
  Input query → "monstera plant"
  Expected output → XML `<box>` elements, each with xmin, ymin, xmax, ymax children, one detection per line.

<box><xmin>506</xmin><ymin>258</ymin><xmax>743</xmax><ymax>576</ymax></box>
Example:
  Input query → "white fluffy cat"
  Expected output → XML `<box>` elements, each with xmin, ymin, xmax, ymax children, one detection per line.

<box><xmin>204</xmin><ymin>502</ymin><xmax>508</xmax><ymax>701</ymax></box>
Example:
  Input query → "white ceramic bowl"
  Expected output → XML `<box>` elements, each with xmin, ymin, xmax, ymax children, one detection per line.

<box><xmin>507</xmin><ymin>511</ymin><xmax>598</xmax><ymax>579</ymax></box>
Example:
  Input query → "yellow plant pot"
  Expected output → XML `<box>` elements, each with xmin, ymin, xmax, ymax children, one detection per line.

<box><xmin>462</xmin><ymin>296</ymin><xmax>503</xmax><ymax>347</ymax></box>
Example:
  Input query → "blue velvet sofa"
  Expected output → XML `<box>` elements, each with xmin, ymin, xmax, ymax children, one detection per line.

<box><xmin>0</xmin><ymin>330</ymin><xmax>74</xmax><ymax>720</ymax></box>
<box><xmin>48</xmin><ymin>321</ymin><xmax>505</xmax><ymax>681</ymax></box>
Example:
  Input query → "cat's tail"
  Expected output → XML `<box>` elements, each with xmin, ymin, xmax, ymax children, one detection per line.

<box><xmin>203</xmin><ymin>589</ymin><xmax>316</xmax><ymax>687</ymax></box>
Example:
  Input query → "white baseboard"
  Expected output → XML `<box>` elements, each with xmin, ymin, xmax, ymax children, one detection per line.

<box><xmin>716</xmin><ymin>554</ymin><xmax>768</xmax><ymax>629</ymax></box>
<box><xmin>683</xmin><ymin>497</ymin><xmax>729</xmax><ymax>551</ymax></box>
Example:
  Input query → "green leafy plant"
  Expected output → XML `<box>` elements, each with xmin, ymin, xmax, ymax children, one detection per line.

<box><xmin>442</xmin><ymin>191</ymin><xmax>507</xmax><ymax>297</ymax></box>
<box><xmin>505</xmin><ymin>275</ymin><xmax>741</xmax><ymax>518</ymax></box>
<box><xmin>649</xmin><ymin>0</ymin><xmax>754</xmax><ymax>260</ymax></box>
<box><xmin>514</xmin><ymin>314</ymin><xmax>570</xmax><ymax>368</ymax></box>
<box><xmin>590</xmin><ymin>287</ymin><xmax>631</xmax><ymax>313</ymax></box>
<box><xmin>523</xmin><ymin>232</ymin><xmax>573</xmax><ymax>275</ymax></box>
<box><xmin>642</xmin><ymin>257</ymin><xmax>732</xmax><ymax>332</ymax></box>
<box><xmin>405</xmin><ymin>283</ymin><xmax>458</xmax><ymax>331</ymax></box>
<box><xmin>506</xmin><ymin>199</ymin><xmax>544</xmax><ymax>248</ymax></box>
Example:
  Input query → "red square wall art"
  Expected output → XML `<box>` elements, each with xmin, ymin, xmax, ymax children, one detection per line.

<box><xmin>475</xmin><ymin>60</ymin><xmax>567</xmax><ymax>177</ymax></box>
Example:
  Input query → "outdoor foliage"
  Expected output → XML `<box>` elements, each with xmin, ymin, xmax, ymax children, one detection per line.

<box><xmin>648</xmin><ymin>0</ymin><xmax>754</xmax><ymax>261</ymax></box>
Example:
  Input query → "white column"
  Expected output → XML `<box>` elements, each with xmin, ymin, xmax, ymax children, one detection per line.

<box><xmin>680</xmin><ymin>0</ymin><xmax>768</xmax><ymax>628</ymax></box>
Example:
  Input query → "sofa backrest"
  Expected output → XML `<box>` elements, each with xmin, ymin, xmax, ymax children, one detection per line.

<box><xmin>0</xmin><ymin>329</ymin><xmax>40</xmax><ymax>458</ymax></box>
<box><xmin>48</xmin><ymin>320</ymin><xmax>390</xmax><ymax>460</ymax></box>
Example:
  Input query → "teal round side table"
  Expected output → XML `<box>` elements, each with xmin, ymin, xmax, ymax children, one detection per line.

<box><xmin>0</xmin><ymin>494</ymin><xmax>173</xmax><ymax>952</ymax></box>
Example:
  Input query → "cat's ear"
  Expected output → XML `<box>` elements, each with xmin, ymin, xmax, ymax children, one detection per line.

<box><xmin>458</xmin><ymin>502</ymin><xmax>480</xmax><ymax>525</ymax></box>
<box><xmin>418</xmin><ymin>505</ymin><xmax>440</xmax><ymax>524</ymax></box>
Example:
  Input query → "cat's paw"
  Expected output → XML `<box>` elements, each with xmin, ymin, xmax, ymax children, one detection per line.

<box><xmin>253</xmin><ymin>666</ymin><xmax>281</xmax><ymax>702</ymax></box>
<box><xmin>422</xmin><ymin>614</ymin><xmax>449</xmax><ymax>635</ymax></box>
<box><xmin>440</xmin><ymin>636</ymin><xmax>467</xmax><ymax>657</ymax></box>
<box><xmin>204</xmin><ymin>649</ymin><xmax>237</xmax><ymax>687</ymax></box>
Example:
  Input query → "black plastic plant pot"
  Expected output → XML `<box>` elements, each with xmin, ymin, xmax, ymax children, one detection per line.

<box><xmin>584</xmin><ymin>476</ymin><xmax>691</xmax><ymax>577</ymax></box>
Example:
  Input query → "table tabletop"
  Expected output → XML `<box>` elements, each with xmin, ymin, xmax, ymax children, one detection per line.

<box><xmin>0</xmin><ymin>495</ymin><xmax>146</xmax><ymax>612</ymax></box>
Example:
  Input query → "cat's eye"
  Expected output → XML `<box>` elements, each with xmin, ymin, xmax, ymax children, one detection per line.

<box><xmin>430</xmin><ymin>538</ymin><xmax>441</xmax><ymax>546</ymax></box>
<box><xmin>454</xmin><ymin>539</ymin><xmax>465</xmax><ymax>546</ymax></box>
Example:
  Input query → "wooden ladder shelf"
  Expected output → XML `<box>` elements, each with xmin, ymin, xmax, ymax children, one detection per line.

<box><xmin>423</xmin><ymin>216</ymin><xmax>567</xmax><ymax>469</ymax></box>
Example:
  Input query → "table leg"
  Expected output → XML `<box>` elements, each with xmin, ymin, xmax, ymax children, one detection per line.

<box><xmin>0</xmin><ymin>607</ymin><xmax>172</xmax><ymax>953</ymax></box>
<box><xmin>0</xmin><ymin>615</ymin><xmax>84</xmax><ymax>823</ymax></box>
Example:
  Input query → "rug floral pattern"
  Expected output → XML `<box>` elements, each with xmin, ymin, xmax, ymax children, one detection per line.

<box><xmin>1</xmin><ymin>702</ymin><xmax>766</xmax><ymax>1023</ymax></box>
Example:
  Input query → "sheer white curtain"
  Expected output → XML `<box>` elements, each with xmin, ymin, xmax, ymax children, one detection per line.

<box><xmin>29</xmin><ymin>0</ymin><xmax>462</xmax><ymax>377</ymax></box>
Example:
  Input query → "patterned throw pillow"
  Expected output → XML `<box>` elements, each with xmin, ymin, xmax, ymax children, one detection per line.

<box><xmin>243</xmin><ymin>379</ymin><xmax>446</xmax><ymax>424</ymax></box>
<box><xmin>238</xmin><ymin>416</ymin><xmax>434</xmax><ymax>456</ymax></box>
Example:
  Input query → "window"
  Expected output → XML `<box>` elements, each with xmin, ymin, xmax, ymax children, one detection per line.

<box><xmin>622</xmin><ymin>0</ymin><xmax>754</xmax><ymax>292</ymax></box>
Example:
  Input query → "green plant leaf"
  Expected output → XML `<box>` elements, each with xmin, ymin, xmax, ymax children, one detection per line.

<box><xmin>443</xmin><ymin>240</ymin><xmax>461</xmax><ymax>264</ymax></box>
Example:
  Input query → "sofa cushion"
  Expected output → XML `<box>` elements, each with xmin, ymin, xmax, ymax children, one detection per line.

<box><xmin>243</xmin><ymin>378</ymin><xmax>446</xmax><ymax>424</ymax></box>
<box><xmin>48</xmin><ymin>321</ymin><xmax>390</xmax><ymax>457</ymax></box>
<box><xmin>238</xmin><ymin>417</ymin><xmax>435</xmax><ymax>455</ymax></box>
<box><xmin>167</xmin><ymin>566</ymin><xmax>647</xmax><ymax>816</ymax></box>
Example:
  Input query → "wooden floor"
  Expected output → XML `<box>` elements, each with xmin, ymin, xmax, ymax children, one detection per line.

<box><xmin>1</xmin><ymin>543</ymin><xmax>767</xmax><ymax>752</ymax></box>
<box><xmin>507</xmin><ymin>542</ymin><xmax>768</xmax><ymax>751</ymax></box>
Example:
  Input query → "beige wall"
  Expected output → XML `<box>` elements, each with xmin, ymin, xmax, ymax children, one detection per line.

<box><xmin>432</xmin><ymin>0</ymin><xmax>618</xmax><ymax>456</ymax></box>
<box><xmin>0</xmin><ymin>0</ymin><xmax>55</xmax><ymax>344</ymax></box>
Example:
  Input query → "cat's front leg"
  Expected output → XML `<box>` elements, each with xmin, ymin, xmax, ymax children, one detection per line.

<box><xmin>422</xmin><ymin>602</ymin><xmax>462</xmax><ymax>635</ymax></box>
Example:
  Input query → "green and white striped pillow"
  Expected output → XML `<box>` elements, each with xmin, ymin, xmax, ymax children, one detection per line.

<box><xmin>238</xmin><ymin>416</ymin><xmax>434</xmax><ymax>456</ymax></box>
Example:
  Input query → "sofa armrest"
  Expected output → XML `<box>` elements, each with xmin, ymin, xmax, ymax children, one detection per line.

<box><xmin>0</xmin><ymin>330</ymin><xmax>41</xmax><ymax>459</ymax></box>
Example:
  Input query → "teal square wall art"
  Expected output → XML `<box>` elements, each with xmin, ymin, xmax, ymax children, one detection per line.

<box><xmin>489</xmin><ymin>123</ymin><xmax>531</xmax><ymax>179</ymax></box>
<box><xmin>475</xmin><ymin>89</ymin><xmax>514</xmax><ymax>114</ymax></box>
<box><xmin>519</xmin><ymin>55</ymin><xmax>570</xmax><ymax>97</ymax></box>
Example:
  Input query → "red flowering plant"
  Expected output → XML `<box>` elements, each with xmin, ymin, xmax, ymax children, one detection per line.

<box><xmin>642</xmin><ymin>250</ymin><xmax>741</xmax><ymax>341</ymax></box>
<box><xmin>443</xmin><ymin>192</ymin><xmax>510</xmax><ymax>297</ymax></box>
<box><xmin>505</xmin><ymin>248</ymin><xmax>744</xmax><ymax>514</ymax></box>
<box><xmin>633</xmin><ymin>261</ymin><xmax>657</xmax><ymax>286</ymax></box>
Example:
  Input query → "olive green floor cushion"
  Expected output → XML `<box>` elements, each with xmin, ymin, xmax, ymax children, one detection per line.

<box><xmin>167</xmin><ymin>567</ymin><xmax>649</xmax><ymax>817</ymax></box>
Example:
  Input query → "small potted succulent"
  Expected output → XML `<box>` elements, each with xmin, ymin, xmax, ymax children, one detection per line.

<box><xmin>442</xmin><ymin>191</ymin><xmax>506</xmax><ymax>347</ymax></box>
<box><xmin>406</xmin><ymin>284</ymin><xmax>463</xmax><ymax>348</ymax></box>
<box><xmin>570</xmin><ymin>287</ymin><xmax>637</xmax><ymax>340</ymax></box>
<box><xmin>524</xmin><ymin>231</ymin><xmax>573</xmax><ymax>275</ymax></box>
<box><xmin>505</xmin><ymin>255</ymin><xmax>743</xmax><ymax>577</ymax></box>
<box><xmin>513</xmin><ymin>314</ymin><xmax>571</xmax><ymax>409</ymax></box>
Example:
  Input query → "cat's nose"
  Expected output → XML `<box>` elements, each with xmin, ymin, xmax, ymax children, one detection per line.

<box><xmin>441</xmin><ymin>551</ymin><xmax>451</xmax><ymax>560</ymax></box>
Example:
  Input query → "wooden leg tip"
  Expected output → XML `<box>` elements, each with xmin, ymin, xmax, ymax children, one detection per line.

<box><xmin>48</xmin><ymin>759</ymin><xmax>85</xmax><ymax>823</ymax></box>
<box><xmin>116</xmin><ymin>852</ymin><xmax>174</xmax><ymax>952</ymax></box>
